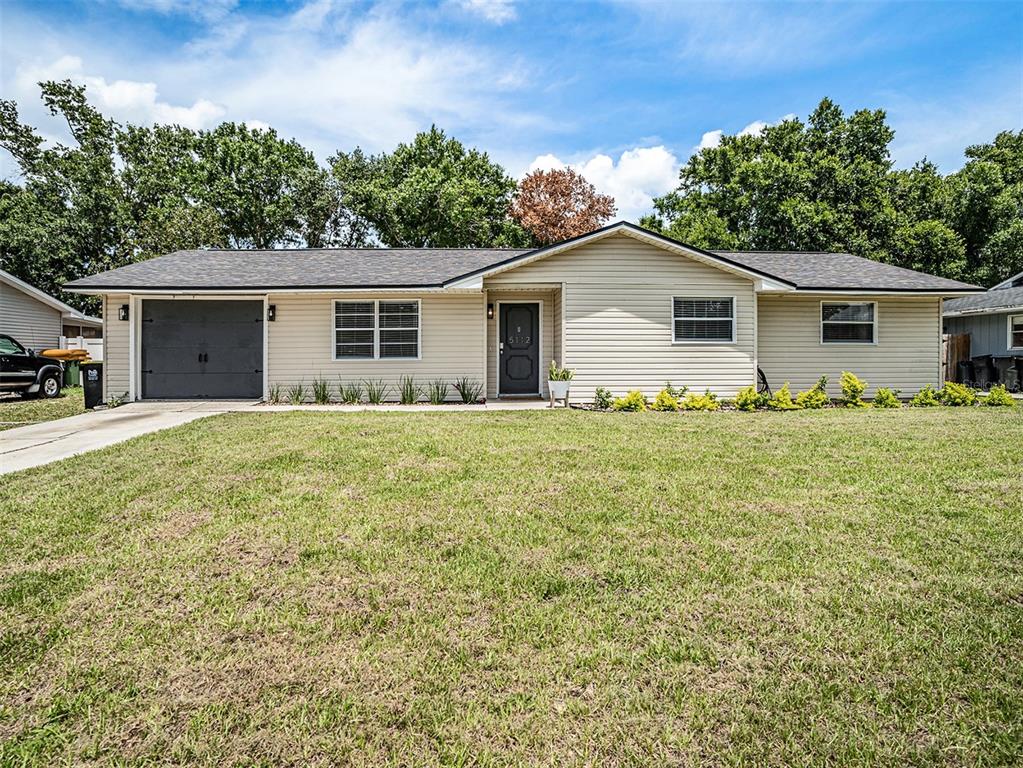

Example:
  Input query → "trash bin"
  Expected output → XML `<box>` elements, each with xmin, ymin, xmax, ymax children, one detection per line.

<box><xmin>956</xmin><ymin>360</ymin><xmax>975</xmax><ymax>386</ymax></box>
<box><xmin>63</xmin><ymin>360</ymin><xmax>81</xmax><ymax>387</ymax></box>
<box><xmin>972</xmin><ymin>355</ymin><xmax>994</xmax><ymax>390</ymax></box>
<box><xmin>81</xmin><ymin>361</ymin><xmax>103</xmax><ymax>409</ymax></box>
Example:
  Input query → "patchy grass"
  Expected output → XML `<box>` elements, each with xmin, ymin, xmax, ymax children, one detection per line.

<box><xmin>0</xmin><ymin>388</ymin><xmax>84</xmax><ymax>431</ymax></box>
<box><xmin>1</xmin><ymin>408</ymin><xmax>1021</xmax><ymax>766</ymax></box>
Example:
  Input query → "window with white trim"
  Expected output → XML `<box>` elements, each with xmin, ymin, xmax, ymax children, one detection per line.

<box><xmin>672</xmin><ymin>297</ymin><xmax>735</xmax><ymax>343</ymax></box>
<box><xmin>1010</xmin><ymin>314</ymin><xmax>1023</xmax><ymax>350</ymax></box>
<box><xmin>821</xmin><ymin>302</ymin><xmax>876</xmax><ymax>344</ymax></box>
<box><xmin>334</xmin><ymin>300</ymin><xmax>420</xmax><ymax>359</ymax></box>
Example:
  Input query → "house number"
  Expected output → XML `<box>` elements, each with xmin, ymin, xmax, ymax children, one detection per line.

<box><xmin>509</xmin><ymin>335</ymin><xmax>531</xmax><ymax>344</ymax></box>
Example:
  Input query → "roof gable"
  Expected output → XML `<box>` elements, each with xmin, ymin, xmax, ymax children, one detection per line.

<box><xmin>0</xmin><ymin>269</ymin><xmax>101</xmax><ymax>324</ymax></box>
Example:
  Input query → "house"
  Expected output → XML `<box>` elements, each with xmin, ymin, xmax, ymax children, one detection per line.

<box><xmin>943</xmin><ymin>270</ymin><xmax>1023</xmax><ymax>386</ymax></box>
<box><xmin>63</xmin><ymin>221</ymin><xmax>980</xmax><ymax>403</ymax></box>
<box><xmin>1</xmin><ymin>268</ymin><xmax>103</xmax><ymax>356</ymax></box>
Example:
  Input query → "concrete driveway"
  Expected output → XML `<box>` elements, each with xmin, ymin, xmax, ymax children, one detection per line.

<box><xmin>0</xmin><ymin>400</ymin><xmax>256</xmax><ymax>475</ymax></box>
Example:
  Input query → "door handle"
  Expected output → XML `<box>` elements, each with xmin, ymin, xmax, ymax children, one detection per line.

<box><xmin>203</xmin><ymin>353</ymin><xmax>209</xmax><ymax>363</ymax></box>
<box><xmin>198</xmin><ymin>353</ymin><xmax>202</xmax><ymax>362</ymax></box>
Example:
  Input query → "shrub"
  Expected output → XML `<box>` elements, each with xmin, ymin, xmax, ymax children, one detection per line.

<box><xmin>663</xmin><ymin>381</ymin><xmax>689</xmax><ymax>400</ymax></box>
<box><xmin>651</xmin><ymin>389</ymin><xmax>681</xmax><ymax>411</ymax></box>
<box><xmin>268</xmin><ymin>384</ymin><xmax>283</xmax><ymax>404</ymax></box>
<box><xmin>839</xmin><ymin>371</ymin><xmax>868</xmax><ymax>407</ymax></box>
<box><xmin>795</xmin><ymin>376</ymin><xmax>830</xmax><ymax>409</ymax></box>
<box><xmin>338</xmin><ymin>379</ymin><xmax>363</xmax><ymax>404</ymax></box>
<box><xmin>593</xmin><ymin>387</ymin><xmax>614</xmax><ymax>410</ymax></box>
<box><xmin>363</xmin><ymin>379</ymin><xmax>389</xmax><ymax>404</ymax></box>
<box><xmin>908</xmin><ymin>384</ymin><xmax>941</xmax><ymax>407</ymax></box>
<box><xmin>548</xmin><ymin>360</ymin><xmax>574</xmax><ymax>381</ymax></box>
<box><xmin>287</xmin><ymin>382</ymin><xmax>306</xmax><ymax>405</ymax></box>
<box><xmin>872</xmin><ymin>387</ymin><xmax>902</xmax><ymax>408</ymax></box>
<box><xmin>938</xmin><ymin>381</ymin><xmax>978</xmax><ymax>407</ymax></box>
<box><xmin>427</xmin><ymin>379</ymin><xmax>449</xmax><ymax>405</ymax></box>
<box><xmin>982</xmin><ymin>384</ymin><xmax>1016</xmax><ymax>407</ymax></box>
<box><xmin>453</xmin><ymin>377</ymin><xmax>484</xmax><ymax>404</ymax></box>
<box><xmin>767</xmin><ymin>382</ymin><xmax>800</xmax><ymax>410</ymax></box>
<box><xmin>612</xmin><ymin>390</ymin><xmax>648</xmax><ymax>412</ymax></box>
<box><xmin>733</xmin><ymin>385</ymin><xmax>766</xmax><ymax>412</ymax></box>
<box><xmin>681</xmin><ymin>390</ymin><xmax>720</xmax><ymax>411</ymax></box>
<box><xmin>312</xmin><ymin>376</ymin><xmax>331</xmax><ymax>404</ymax></box>
<box><xmin>399</xmin><ymin>375</ymin><xmax>423</xmax><ymax>405</ymax></box>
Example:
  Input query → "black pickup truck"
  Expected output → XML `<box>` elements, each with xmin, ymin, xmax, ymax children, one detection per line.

<box><xmin>0</xmin><ymin>334</ymin><xmax>64</xmax><ymax>398</ymax></box>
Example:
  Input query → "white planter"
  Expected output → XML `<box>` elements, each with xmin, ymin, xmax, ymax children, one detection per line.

<box><xmin>548</xmin><ymin>380</ymin><xmax>571</xmax><ymax>400</ymax></box>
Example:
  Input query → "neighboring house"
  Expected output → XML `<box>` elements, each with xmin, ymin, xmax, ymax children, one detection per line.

<box><xmin>64</xmin><ymin>221</ymin><xmax>980</xmax><ymax>403</ymax></box>
<box><xmin>943</xmin><ymin>270</ymin><xmax>1023</xmax><ymax>359</ymax></box>
<box><xmin>1</xmin><ymin>268</ymin><xmax>103</xmax><ymax>355</ymax></box>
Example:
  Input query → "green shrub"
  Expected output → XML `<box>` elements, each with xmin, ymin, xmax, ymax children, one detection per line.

<box><xmin>338</xmin><ymin>379</ymin><xmax>363</xmax><ymax>404</ymax></box>
<box><xmin>795</xmin><ymin>376</ymin><xmax>830</xmax><ymax>409</ymax></box>
<box><xmin>287</xmin><ymin>382</ymin><xmax>306</xmax><ymax>405</ymax></box>
<box><xmin>363</xmin><ymin>379</ymin><xmax>389</xmax><ymax>404</ymax></box>
<box><xmin>267</xmin><ymin>384</ymin><xmax>283</xmax><ymax>404</ymax></box>
<box><xmin>453</xmin><ymin>377</ymin><xmax>484</xmax><ymax>404</ymax></box>
<box><xmin>938</xmin><ymin>381</ymin><xmax>978</xmax><ymax>407</ymax></box>
<box><xmin>908</xmin><ymin>384</ymin><xmax>941</xmax><ymax>407</ymax></box>
<box><xmin>839</xmin><ymin>371</ymin><xmax>868</xmax><ymax>407</ymax></box>
<box><xmin>733</xmin><ymin>385</ymin><xmax>766</xmax><ymax>412</ymax></box>
<box><xmin>312</xmin><ymin>376</ymin><xmax>331</xmax><ymax>404</ymax></box>
<box><xmin>651</xmin><ymin>389</ymin><xmax>681</xmax><ymax>411</ymax></box>
<box><xmin>872</xmin><ymin>387</ymin><xmax>902</xmax><ymax>408</ymax></box>
<box><xmin>612</xmin><ymin>390</ymin><xmax>648</xmax><ymax>412</ymax></box>
<box><xmin>593</xmin><ymin>387</ymin><xmax>614</xmax><ymax>410</ymax></box>
<box><xmin>427</xmin><ymin>379</ymin><xmax>449</xmax><ymax>405</ymax></box>
<box><xmin>399</xmin><ymin>375</ymin><xmax>423</xmax><ymax>405</ymax></box>
<box><xmin>768</xmin><ymin>382</ymin><xmax>800</xmax><ymax>410</ymax></box>
<box><xmin>663</xmin><ymin>381</ymin><xmax>689</xmax><ymax>400</ymax></box>
<box><xmin>981</xmin><ymin>384</ymin><xmax>1016</xmax><ymax>407</ymax></box>
<box><xmin>681</xmin><ymin>390</ymin><xmax>720</xmax><ymax>411</ymax></box>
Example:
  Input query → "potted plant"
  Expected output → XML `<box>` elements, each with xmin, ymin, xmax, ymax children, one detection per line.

<box><xmin>547</xmin><ymin>360</ymin><xmax>574</xmax><ymax>407</ymax></box>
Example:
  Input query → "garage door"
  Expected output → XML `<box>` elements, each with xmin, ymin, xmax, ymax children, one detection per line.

<box><xmin>141</xmin><ymin>300</ymin><xmax>263</xmax><ymax>399</ymax></box>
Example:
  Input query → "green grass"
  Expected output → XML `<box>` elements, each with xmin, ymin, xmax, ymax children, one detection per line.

<box><xmin>0</xmin><ymin>388</ymin><xmax>84</xmax><ymax>431</ymax></box>
<box><xmin>1</xmin><ymin>409</ymin><xmax>1021</xmax><ymax>766</ymax></box>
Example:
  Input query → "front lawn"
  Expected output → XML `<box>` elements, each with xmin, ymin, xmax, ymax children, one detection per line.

<box><xmin>0</xmin><ymin>387</ymin><xmax>84</xmax><ymax>431</ymax></box>
<box><xmin>1</xmin><ymin>409</ymin><xmax>1021</xmax><ymax>766</ymax></box>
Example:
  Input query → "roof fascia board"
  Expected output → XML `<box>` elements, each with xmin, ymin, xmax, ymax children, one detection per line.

<box><xmin>991</xmin><ymin>270</ymin><xmax>1023</xmax><ymax>290</ymax></box>
<box><xmin>65</xmin><ymin>285</ymin><xmax>481</xmax><ymax>296</ymax></box>
<box><xmin>944</xmin><ymin>304</ymin><xmax>1023</xmax><ymax>317</ymax></box>
<box><xmin>778</xmin><ymin>289</ymin><xmax>982</xmax><ymax>297</ymax></box>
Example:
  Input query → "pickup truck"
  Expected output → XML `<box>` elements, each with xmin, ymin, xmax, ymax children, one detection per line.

<box><xmin>0</xmin><ymin>334</ymin><xmax>64</xmax><ymax>398</ymax></box>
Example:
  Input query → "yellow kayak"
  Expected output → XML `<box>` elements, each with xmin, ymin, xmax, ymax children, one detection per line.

<box><xmin>41</xmin><ymin>349</ymin><xmax>91</xmax><ymax>361</ymax></box>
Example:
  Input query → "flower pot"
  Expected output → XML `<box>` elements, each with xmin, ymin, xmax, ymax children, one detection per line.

<box><xmin>548</xmin><ymin>380</ymin><xmax>571</xmax><ymax>401</ymax></box>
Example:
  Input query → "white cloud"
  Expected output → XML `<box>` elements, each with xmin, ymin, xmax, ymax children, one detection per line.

<box><xmin>526</xmin><ymin>146</ymin><xmax>680</xmax><ymax>222</ymax></box>
<box><xmin>244</xmin><ymin>119</ymin><xmax>271</xmax><ymax>132</ymax></box>
<box><xmin>458</xmin><ymin>0</ymin><xmax>517</xmax><ymax>24</ymax></box>
<box><xmin>738</xmin><ymin>120</ymin><xmax>769</xmax><ymax>137</ymax></box>
<box><xmin>695</xmin><ymin>113</ymin><xmax>800</xmax><ymax>151</ymax></box>
<box><xmin>697</xmin><ymin>129</ymin><xmax>723</xmax><ymax>150</ymax></box>
<box><xmin>114</xmin><ymin>0</ymin><xmax>237</xmax><ymax>21</ymax></box>
<box><xmin>15</xmin><ymin>55</ymin><xmax>225</xmax><ymax>130</ymax></box>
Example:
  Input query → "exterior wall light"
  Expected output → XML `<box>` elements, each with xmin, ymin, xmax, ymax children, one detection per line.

<box><xmin>267</xmin><ymin>304</ymin><xmax>276</xmax><ymax>321</ymax></box>
<box><xmin>118</xmin><ymin>304</ymin><xmax>129</xmax><ymax>321</ymax></box>
<box><xmin>487</xmin><ymin>303</ymin><xmax>494</xmax><ymax>320</ymax></box>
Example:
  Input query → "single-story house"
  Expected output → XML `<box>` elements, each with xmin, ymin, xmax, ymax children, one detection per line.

<box><xmin>943</xmin><ymin>270</ymin><xmax>1023</xmax><ymax>387</ymax></box>
<box><xmin>64</xmin><ymin>221</ymin><xmax>980</xmax><ymax>403</ymax></box>
<box><xmin>1</xmin><ymin>268</ymin><xmax>103</xmax><ymax>354</ymax></box>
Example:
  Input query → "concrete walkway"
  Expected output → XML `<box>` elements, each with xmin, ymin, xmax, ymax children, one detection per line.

<box><xmin>0</xmin><ymin>398</ymin><xmax>555</xmax><ymax>474</ymax></box>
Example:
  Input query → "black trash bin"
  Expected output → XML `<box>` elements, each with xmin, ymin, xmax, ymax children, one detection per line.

<box><xmin>993</xmin><ymin>357</ymin><xmax>1019</xmax><ymax>391</ymax></box>
<box><xmin>972</xmin><ymin>355</ymin><xmax>994</xmax><ymax>390</ymax></box>
<box><xmin>956</xmin><ymin>360</ymin><xmax>976</xmax><ymax>386</ymax></box>
<box><xmin>81</xmin><ymin>361</ymin><xmax>103</xmax><ymax>409</ymax></box>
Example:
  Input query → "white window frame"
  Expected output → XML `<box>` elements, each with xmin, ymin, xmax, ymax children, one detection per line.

<box><xmin>820</xmin><ymin>300</ymin><xmax>878</xmax><ymax>345</ymax></box>
<box><xmin>671</xmin><ymin>296</ymin><xmax>737</xmax><ymax>345</ymax></box>
<box><xmin>1009</xmin><ymin>313</ymin><xmax>1023</xmax><ymax>351</ymax></box>
<box><xmin>332</xmin><ymin>299</ymin><xmax>422</xmax><ymax>361</ymax></box>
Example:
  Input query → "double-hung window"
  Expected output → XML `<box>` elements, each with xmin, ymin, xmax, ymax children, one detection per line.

<box><xmin>334</xmin><ymin>300</ymin><xmax>420</xmax><ymax>359</ymax></box>
<box><xmin>672</xmin><ymin>297</ymin><xmax>735</xmax><ymax>343</ymax></box>
<box><xmin>821</xmin><ymin>302</ymin><xmax>876</xmax><ymax>344</ymax></box>
<box><xmin>1010</xmin><ymin>314</ymin><xmax>1023</xmax><ymax>350</ymax></box>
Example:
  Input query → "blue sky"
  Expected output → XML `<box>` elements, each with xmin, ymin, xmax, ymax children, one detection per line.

<box><xmin>2</xmin><ymin>0</ymin><xmax>1021</xmax><ymax>219</ymax></box>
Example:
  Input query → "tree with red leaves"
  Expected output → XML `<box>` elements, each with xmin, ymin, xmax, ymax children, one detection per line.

<box><xmin>510</xmin><ymin>167</ymin><xmax>616</xmax><ymax>245</ymax></box>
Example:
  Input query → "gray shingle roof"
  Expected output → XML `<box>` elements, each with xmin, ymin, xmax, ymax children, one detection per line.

<box><xmin>712</xmin><ymin>251</ymin><xmax>980</xmax><ymax>292</ymax></box>
<box><xmin>65</xmin><ymin>248</ymin><xmax>531</xmax><ymax>290</ymax></box>
<box><xmin>944</xmin><ymin>285</ymin><xmax>1023</xmax><ymax>314</ymax></box>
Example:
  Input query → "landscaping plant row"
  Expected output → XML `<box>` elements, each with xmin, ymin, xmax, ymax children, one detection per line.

<box><xmin>267</xmin><ymin>376</ymin><xmax>485</xmax><ymax>405</ymax></box>
<box><xmin>590</xmin><ymin>372</ymin><xmax>1016</xmax><ymax>412</ymax></box>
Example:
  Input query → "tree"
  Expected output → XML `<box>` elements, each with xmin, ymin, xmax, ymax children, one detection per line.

<box><xmin>510</xmin><ymin>167</ymin><xmax>616</xmax><ymax>245</ymax></box>
<box><xmin>330</xmin><ymin>126</ymin><xmax>527</xmax><ymax>247</ymax></box>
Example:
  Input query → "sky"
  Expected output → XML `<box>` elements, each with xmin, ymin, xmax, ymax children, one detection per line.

<box><xmin>1</xmin><ymin>0</ymin><xmax>1021</xmax><ymax>221</ymax></box>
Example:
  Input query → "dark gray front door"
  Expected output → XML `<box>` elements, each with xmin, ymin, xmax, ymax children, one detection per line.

<box><xmin>141</xmin><ymin>300</ymin><xmax>263</xmax><ymax>399</ymax></box>
<box><xmin>499</xmin><ymin>302</ymin><xmax>539</xmax><ymax>395</ymax></box>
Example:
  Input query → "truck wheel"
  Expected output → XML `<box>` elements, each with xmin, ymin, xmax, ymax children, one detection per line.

<box><xmin>39</xmin><ymin>373</ymin><xmax>61</xmax><ymax>399</ymax></box>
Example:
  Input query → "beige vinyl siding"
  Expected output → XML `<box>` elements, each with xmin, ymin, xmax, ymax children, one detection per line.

<box><xmin>268</xmin><ymin>293</ymin><xmax>484</xmax><ymax>400</ymax></box>
<box><xmin>0</xmin><ymin>280</ymin><xmax>61</xmax><ymax>349</ymax></box>
<box><xmin>485</xmin><ymin>290</ymin><xmax>556</xmax><ymax>399</ymax></box>
<box><xmin>757</xmin><ymin>294</ymin><xmax>942</xmax><ymax>395</ymax></box>
<box><xmin>103</xmin><ymin>294</ymin><xmax>130</xmax><ymax>400</ymax></box>
<box><xmin>485</xmin><ymin>234</ymin><xmax>756</xmax><ymax>401</ymax></box>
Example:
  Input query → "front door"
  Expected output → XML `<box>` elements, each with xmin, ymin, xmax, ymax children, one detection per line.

<box><xmin>499</xmin><ymin>302</ymin><xmax>540</xmax><ymax>395</ymax></box>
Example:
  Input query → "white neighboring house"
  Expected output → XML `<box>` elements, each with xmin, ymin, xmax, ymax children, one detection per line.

<box><xmin>0</xmin><ymin>268</ymin><xmax>103</xmax><ymax>359</ymax></box>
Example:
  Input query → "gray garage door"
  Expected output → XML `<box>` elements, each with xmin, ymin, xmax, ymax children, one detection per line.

<box><xmin>141</xmin><ymin>300</ymin><xmax>263</xmax><ymax>399</ymax></box>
